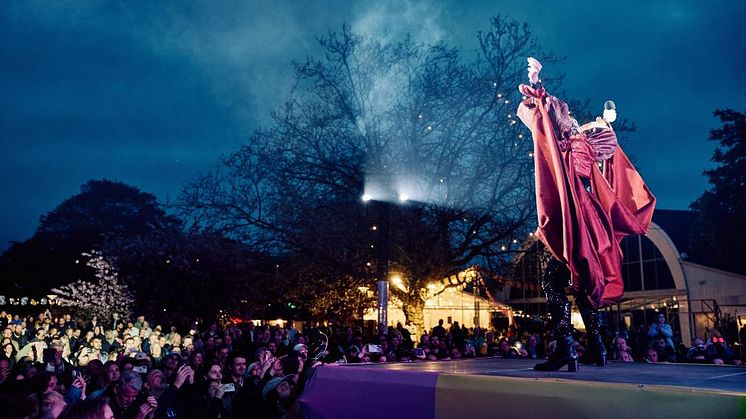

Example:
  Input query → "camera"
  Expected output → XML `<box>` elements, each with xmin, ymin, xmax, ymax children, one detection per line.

<box><xmin>133</xmin><ymin>366</ymin><xmax>148</xmax><ymax>374</ymax></box>
<box><xmin>221</xmin><ymin>383</ymin><xmax>236</xmax><ymax>392</ymax></box>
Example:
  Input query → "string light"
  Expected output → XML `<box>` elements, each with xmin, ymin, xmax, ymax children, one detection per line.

<box><xmin>497</xmin><ymin>93</ymin><xmax>503</xmax><ymax>98</ymax></box>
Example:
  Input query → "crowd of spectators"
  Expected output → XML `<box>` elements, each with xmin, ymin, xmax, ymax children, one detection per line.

<box><xmin>608</xmin><ymin>313</ymin><xmax>742</xmax><ymax>366</ymax></box>
<box><xmin>1</xmin><ymin>311</ymin><xmax>313</xmax><ymax>418</ymax></box>
<box><xmin>0</xmin><ymin>309</ymin><xmax>743</xmax><ymax>418</ymax></box>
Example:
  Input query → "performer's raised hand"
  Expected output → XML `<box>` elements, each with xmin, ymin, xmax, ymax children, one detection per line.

<box><xmin>527</xmin><ymin>57</ymin><xmax>542</xmax><ymax>85</ymax></box>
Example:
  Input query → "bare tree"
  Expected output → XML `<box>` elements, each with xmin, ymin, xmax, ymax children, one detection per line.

<box><xmin>180</xmin><ymin>16</ymin><xmax>557</xmax><ymax>332</ymax></box>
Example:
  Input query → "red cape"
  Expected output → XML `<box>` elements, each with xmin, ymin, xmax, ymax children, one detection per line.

<box><xmin>517</xmin><ymin>85</ymin><xmax>656</xmax><ymax>308</ymax></box>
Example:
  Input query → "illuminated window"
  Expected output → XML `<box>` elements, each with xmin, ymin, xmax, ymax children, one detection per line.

<box><xmin>621</xmin><ymin>236</ymin><xmax>675</xmax><ymax>291</ymax></box>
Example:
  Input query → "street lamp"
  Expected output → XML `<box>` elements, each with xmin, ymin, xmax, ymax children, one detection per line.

<box><xmin>362</xmin><ymin>196</ymin><xmax>391</xmax><ymax>331</ymax></box>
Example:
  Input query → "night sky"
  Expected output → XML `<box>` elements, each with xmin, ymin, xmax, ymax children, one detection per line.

<box><xmin>2</xmin><ymin>1</ymin><xmax>745</xmax><ymax>251</ymax></box>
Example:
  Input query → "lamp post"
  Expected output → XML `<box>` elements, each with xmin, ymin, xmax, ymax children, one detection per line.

<box><xmin>375</xmin><ymin>200</ymin><xmax>390</xmax><ymax>332</ymax></box>
<box><xmin>363</xmin><ymin>194</ymin><xmax>392</xmax><ymax>333</ymax></box>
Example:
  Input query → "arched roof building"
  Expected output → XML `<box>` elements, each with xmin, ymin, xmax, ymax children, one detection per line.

<box><xmin>505</xmin><ymin>210</ymin><xmax>746</xmax><ymax>345</ymax></box>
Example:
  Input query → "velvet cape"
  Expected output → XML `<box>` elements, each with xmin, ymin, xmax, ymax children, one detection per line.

<box><xmin>516</xmin><ymin>84</ymin><xmax>656</xmax><ymax>308</ymax></box>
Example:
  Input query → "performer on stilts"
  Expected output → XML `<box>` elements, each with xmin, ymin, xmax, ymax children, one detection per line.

<box><xmin>515</xmin><ymin>58</ymin><xmax>656</xmax><ymax>371</ymax></box>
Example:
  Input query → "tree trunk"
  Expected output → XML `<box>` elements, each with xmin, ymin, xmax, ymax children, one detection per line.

<box><xmin>401</xmin><ymin>298</ymin><xmax>426</xmax><ymax>338</ymax></box>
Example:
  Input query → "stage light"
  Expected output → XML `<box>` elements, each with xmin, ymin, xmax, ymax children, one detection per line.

<box><xmin>362</xmin><ymin>194</ymin><xmax>372</xmax><ymax>202</ymax></box>
<box><xmin>399</xmin><ymin>193</ymin><xmax>409</xmax><ymax>202</ymax></box>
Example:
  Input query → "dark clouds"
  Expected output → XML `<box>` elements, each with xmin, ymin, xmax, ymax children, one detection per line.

<box><xmin>1</xmin><ymin>0</ymin><xmax>745</xmax><ymax>250</ymax></box>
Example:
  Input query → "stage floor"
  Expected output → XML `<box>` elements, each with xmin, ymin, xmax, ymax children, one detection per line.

<box><xmin>300</xmin><ymin>358</ymin><xmax>746</xmax><ymax>418</ymax></box>
<box><xmin>344</xmin><ymin>357</ymin><xmax>746</xmax><ymax>393</ymax></box>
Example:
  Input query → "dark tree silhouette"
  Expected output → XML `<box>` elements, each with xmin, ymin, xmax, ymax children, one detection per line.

<box><xmin>0</xmin><ymin>179</ymin><xmax>181</xmax><ymax>294</ymax></box>
<box><xmin>180</xmin><ymin>16</ymin><xmax>560</xmax><ymax>332</ymax></box>
<box><xmin>102</xmin><ymin>230</ymin><xmax>272</xmax><ymax>326</ymax></box>
<box><xmin>690</xmin><ymin>108</ymin><xmax>746</xmax><ymax>275</ymax></box>
<box><xmin>37</xmin><ymin>179</ymin><xmax>181</xmax><ymax>237</ymax></box>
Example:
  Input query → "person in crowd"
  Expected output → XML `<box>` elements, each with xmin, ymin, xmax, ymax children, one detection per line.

<box><xmin>93</xmin><ymin>325</ymin><xmax>105</xmax><ymax>341</ymax></box>
<box><xmin>432</xmin><ymin>319</ymin><xmax>447</xmax><ymax>339</ymax></box>
<box><xmin>686</xmin><ymin>337</ymin><xmax>708</xmax><ymax>363</ymax></box>
<box><xmin>460</xmin><ymin>342</ymin><xmax>475</xmax><ymax>358</ymax></box>
<box><xmin>222</xmin><ymin>354</ymin><xmax>252</xmax><ymax>417</ymax></box>
<box><xmin>101</xmin><ymin>330</ymin><xmax>121</xmax><ymax>354</ymax></box>
<box><xmin>0</xmin><ymin>355</ymin><xmax>11</xmax><ymax>387</ymax></box>
<box><xmin>58</xmin><ymin>397</ymin><xmax>115</xmax><ymax>419</ymax></box>
<box><xmin>86</xmin><ymin>315</ymin><xmax>102</xmax><ymax>334</ymax></box>
<box><xmin>144</xmin><ymin>365</ymin><xmax>193</xmax><ymax>418</ymax></box>
<box><xmin>88</xmin><ymin>361</ymin><xmax>120</xmax><ymax>400</ymax></box>
<box><xmin>90</xmin><ymin>336</ymin><xmax>108</xmax><ymax>364</ymax></box>
<box><xmin>614</xmin><ymin>337</ymin><xmax>634</xmax><ymax>362</ymax></box>
<box><xmin>706</xmin><ymin>332</ymin><xmax>742</xmax><ymax>365</ymax></box>
<box><xmin>83</xmin><ymin>359</ymin><xmax>106</xmax><ymax>396</ymax></box>
<box><xmin>160</xmin><ymin>352</ymin><xmax>182</xmax><ymax>384</ymax></box>
<box><xmin>31</xmin><ymin>389</ymin><xmax>67</xmax><ymax>419</ymax></box>
<box><xmin>261</xmin><ymin>374</ymin><xmax>298</xmax><ymax>418</ymax></box>
<box><xmin>652</xmin><ymin>335</ymin><xmax>676</xmax><ymax>363</ymax></box>
<box><xmin>645</xmin><ymin>347</ymin><xmax>659</xmax><ymax>363</ymax></box>
<box><xmin>483</xmin><ymin>332</ymin><xmax>500</xmax><ymax>357</ymax></box>
<box><xmin>648</xmin><ymin>313</ymin><xmax>675</xmax><ymax>350</ymax></box>
<box><xmin>105</xmin><ymin>370</ymin><xmax>150</xmax><ymax>419</ymax></box>
<box><xmin>426</xmin><ymin>335</ymin><xmax>448</xmax><ymax>361</ymax></box>
<box><xmin>197</xmin><ymin>361</ymin><xmax>229</xmax><ymax>418</ymax></box>
<box><xmin>187</xmin><ymin>350</ymin><xmax>204</xmax><ymax>373</ymax></box>
<box><xmin>524</xmin><ymin>334</ymin><xmax>541</xmax><ymax>359</ymax></box>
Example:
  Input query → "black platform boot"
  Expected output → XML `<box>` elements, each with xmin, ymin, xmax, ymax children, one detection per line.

<box><xmin>576</xmin><ymin>293</ymin><xmax>607</xmax><ymax>367</ymax></box>
<box><xmin>535</xmin><ymin>258</ymin><xmax>578</xmax><ymax>372</ymax></box>
<box><xmin>534</xmin><ymin>335</ymin><xmax>579</xmax><ymax>372</ymax></box>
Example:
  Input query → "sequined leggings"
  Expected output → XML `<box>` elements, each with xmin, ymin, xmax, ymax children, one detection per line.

<box><xmin>542</xmin><ymin>258</ymin><xmax>601</xmax><ymax>339</ymax></box>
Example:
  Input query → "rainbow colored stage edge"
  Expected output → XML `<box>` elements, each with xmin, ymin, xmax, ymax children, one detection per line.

<box><xmin>299</xmin><ymin>358</ymin><xmax>746</xmax><ymax>419</ymax></box>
